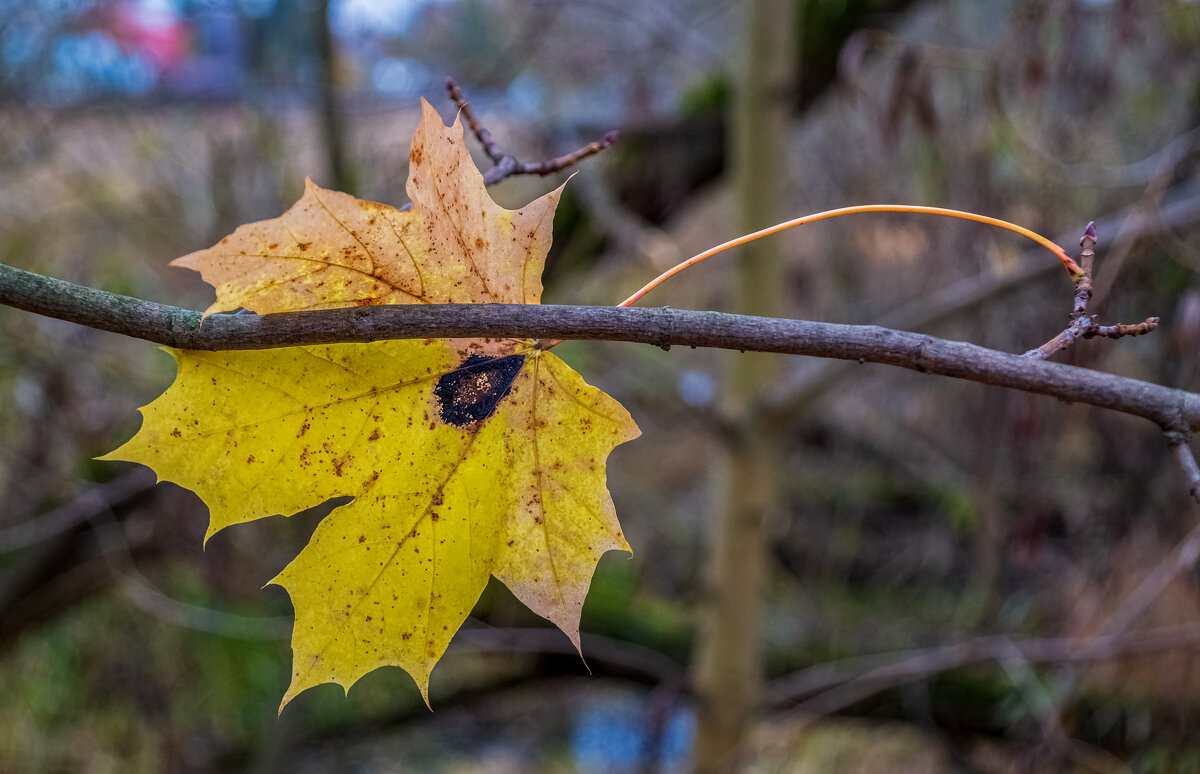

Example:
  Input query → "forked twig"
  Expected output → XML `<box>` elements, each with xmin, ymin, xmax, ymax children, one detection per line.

<box><xmin>1025</xmin><ymin>222</ymin><xmax>1159</xmax><ymax>359</ymax></box>
<box><xmin>445</xmin><ymin>77</ymin><xmax>619</xmax><ymax>187</ymax></box>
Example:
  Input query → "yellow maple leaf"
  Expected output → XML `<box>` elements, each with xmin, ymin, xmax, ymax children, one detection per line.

<box><xmin>102</xmin><ymin>99</ymin><xmax>640</xmax><ymax>708</ymax></box>
<box><xmin>174</xmin><ymin>98</ymin><xmax>559</xmax><ymax>314</ymax></box>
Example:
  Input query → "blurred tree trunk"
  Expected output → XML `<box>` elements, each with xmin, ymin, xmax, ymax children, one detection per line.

<box><xmin>691</xmin><ymin>0</ymin><xmax>793</xmax><ymax>771</ymax></box>
<box><xmin>314</xmin><ymin>0</ymin><xmax>352</xmax><ymax>194</ymax></box>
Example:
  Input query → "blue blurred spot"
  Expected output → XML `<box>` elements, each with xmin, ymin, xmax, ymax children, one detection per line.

<box><xmin>237</xmin><ymin>0</ymin><xmax>275</xmax><ymax>19</ymax></box>
<box><xmin>678</xmin><ymin>370</ymin><xmax>716</xmax><ymax>407</ymax></box>
<box><xmin>371</xmin><ymin>57</ymin><xmax>428</xmax><ymax>96</ymax></box>
<box><xmin>571</xmin><ymin>694</ymin><xmax>694</xmax><ymax>773</ymax></box>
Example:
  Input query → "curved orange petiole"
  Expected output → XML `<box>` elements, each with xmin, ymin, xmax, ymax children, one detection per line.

<box><xmin>616</xmin><ymin>204</ymin><xmax>1085</xmax><ymax>308</ymax></box>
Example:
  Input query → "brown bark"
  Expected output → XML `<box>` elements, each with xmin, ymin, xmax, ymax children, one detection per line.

<box><xmin>1</xmin><ymin>262</ymin><xmax>1198</xmax><ymax>436</ymax></box>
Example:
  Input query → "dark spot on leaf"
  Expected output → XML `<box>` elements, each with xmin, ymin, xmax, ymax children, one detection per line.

<box><xmin>434</xmin><ymin>354</ymin><xmax>525</xmax><ymax>428</ymax></box>
<box><xmin>358</xmin><ymin>535</ymin><xmax>366</xmax><ymax>543</ymax></box>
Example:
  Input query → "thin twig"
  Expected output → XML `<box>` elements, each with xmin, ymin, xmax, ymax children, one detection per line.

<box><xmin>445</xmin><ymin>77</ymin><xmax>506</xmax><ymax>165</ymax></box>
<box><xmin>996</xmin><ymin>639</ymin><xmax>1071</xmax><ymax>747</ymax></box>
<box><xmin>1074</xmin><ymin>220</ymin><xmax>1098</xmax><ymax>314</ymax></box>
<box><xmin>766</xmin><ymin>623</ymin><xmax>1200</xmax><ymax>713</ymax></box>
<box><xmin>1019</xmin><ymin>503</ymin><xmax>1200</xmax><ymax>754</ymax></box>
<box><xmin>0</xmin><ymin>468</ymin><xmax>155</xmax><ymax>553</ymax></box>
<box><xmin>1099</xmin><ymin>519</ymin><xmax>1200</xmax><ymax>640</ymax></box>
<box><xmin>82</xmin><ymin>501</ymin><xmax>296</xmax><ymax>640</ymax></box>
<box><xmin>1169</xmin><ymin>434</ymin><xmax>1200</xmax><ymax>506</ymax></box>
<box><xmin>445</xmin><ymin>76</ymin><xmax>620</xmax><ymax>187</ymax></box>
<box><xmin>1026</xmin><ymin>222</ymin><xmax>1160</xmax><ymax>359</ymax></box>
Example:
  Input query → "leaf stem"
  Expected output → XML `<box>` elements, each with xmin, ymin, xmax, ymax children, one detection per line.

<box><xmin>617</xmin><ymin>204</ymin><xmax>1085</xmax><ymax>307</ymax></box>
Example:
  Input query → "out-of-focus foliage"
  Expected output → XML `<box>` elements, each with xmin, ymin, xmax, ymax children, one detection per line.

<box><xmin>1</xmin><ymin>0</ymin><xmax>1199</xmax><ymax>771</ymax></box>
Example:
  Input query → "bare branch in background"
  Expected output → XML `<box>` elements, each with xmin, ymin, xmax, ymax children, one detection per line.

<box><xmin>0</xmin><ymin>469</ymin><xmax>155</xmax><ymax>554</ymax></box>
<box><xmin>445</xmin><ymin>76</ymin><xmax>620</xmax><ymax>187</ymax></box>
<box><xmin>766</xmin><ymin>623</ymin><xmax>1200</xmax><ymax>716</ymax></box>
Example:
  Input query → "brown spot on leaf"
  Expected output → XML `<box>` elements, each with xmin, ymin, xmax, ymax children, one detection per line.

<box><xmin>170</xmin><ymin>428</ymin><xmax>182</xmax><ymax>438</ymax></box>
<box><xmin>410</xmin><ymin>146</ymin><xmax>423</xmax><ymax>165</ymax></box>
<box><xmin>434</xmin><ymin>354</ymin><xmax>525</xmax><ymax>428</ymax></box>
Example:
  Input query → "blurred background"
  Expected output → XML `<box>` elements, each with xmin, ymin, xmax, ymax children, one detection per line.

<box><xmin>1</xmin><ymin>0</ymin><xmax>1200</xmax><ymax>771</ymax></box>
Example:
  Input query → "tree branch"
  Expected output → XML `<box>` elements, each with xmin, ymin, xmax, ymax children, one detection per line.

<box><xmin>1169</xmin><ymin>435</ymin><xmax>1200</xmax><ymax>505</ymax></box>
<box><xmin>0</xmin><ymin>468</ymin><xmax>155</xmax><ymax>553</ymax></box>
<box><xmin>445</xmin><ymin>77</ymin><xmax>619</xmax><ymax>187</ymax></box>
<box><xmin>2</xmin><ymin>261</ymin><xmax>1198</xmax><ymax>435</ymax></box>
<box><xmin>766</xmin><ymin>623</ymin><xmax>1200</xmax><ymax>713</ymax></box>
<box><xmin>1026</xmin><ymin>222</ymin><xmax>1161</xmax><ymax>359</ymax></box>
